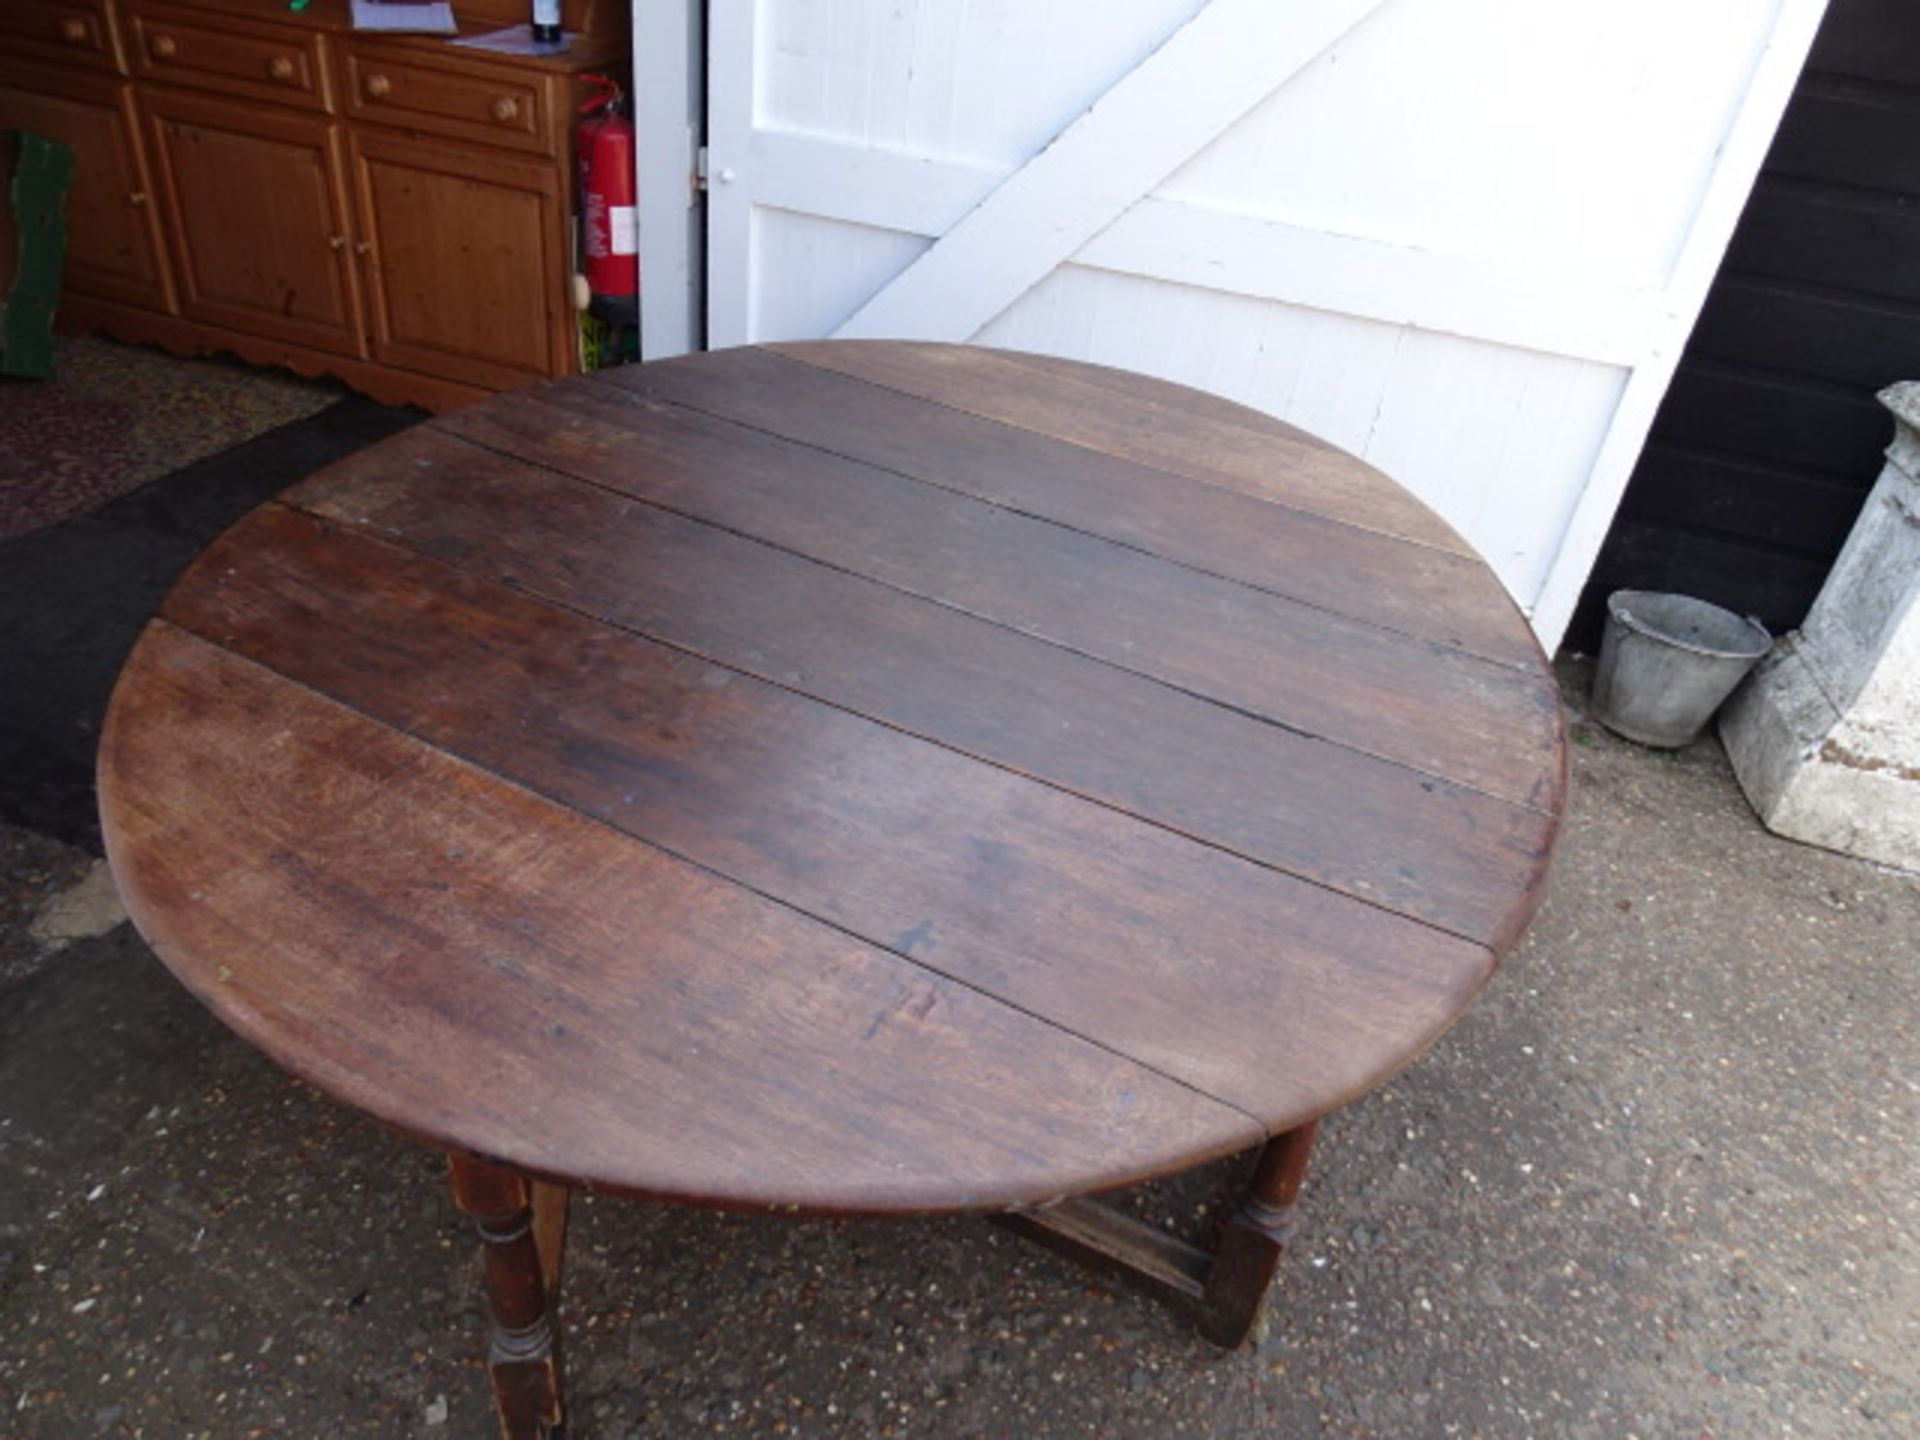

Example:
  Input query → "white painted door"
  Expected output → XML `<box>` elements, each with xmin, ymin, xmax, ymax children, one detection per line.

<box><xmin>703</xmin><ymin>0</ymin><xmax>1827</xmax><ymax>648</ymax></box>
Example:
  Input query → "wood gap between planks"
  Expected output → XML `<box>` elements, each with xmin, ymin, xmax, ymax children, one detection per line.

<box><xmin>576</xmin><ymin>360</ymin><xmax>1543</xmax><ymax>675</ymax></box>
<box><xmin>147</xmin><ymin>617</ymin><xmax>1277</xmax><ymax>1141</ymax></box>
<box><xmin>765</xmin><ymin>345</ymin><xmax>1484</xmax><ymax>563</ymax></box>
<box><xmin>251</xmin><ymin>503</ymin><xmax>1512</xmax><ymax>952</ymax></box>
<box><xmin>420</xmin><ymin>421</ymin><xmax>1558</xmax><ymax>821</ymax></box>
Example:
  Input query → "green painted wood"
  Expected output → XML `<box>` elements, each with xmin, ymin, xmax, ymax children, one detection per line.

<box><xmin>1</xmin><ymin>130</ymin><xmax>72</xmax><ymax>379</ymax></box>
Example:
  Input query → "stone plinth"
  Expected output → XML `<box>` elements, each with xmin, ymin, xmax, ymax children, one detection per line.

<box><xmin>1720</xmin><ymin>382</ymin><xmax>1920</xmax><ymax>871</ymax></box>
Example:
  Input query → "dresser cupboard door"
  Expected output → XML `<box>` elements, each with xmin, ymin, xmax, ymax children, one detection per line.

<box><xmin>349</xmin><ymin>127</ymin><xmax>569</xmax><ymax>390</ymax></box>
<box><xmin>0</xmin><ymin>69</ymin><xmax>173</xmax><ymax>313</ymax></box>
<box><xmin>141</xmin><ymin>87</ymin><xmax>362</xmax><ymax>357</ymax></box>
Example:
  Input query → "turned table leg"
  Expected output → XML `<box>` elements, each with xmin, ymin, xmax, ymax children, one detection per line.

<box><xmin>1197</xmin><ymin>1120</ymin><xmax>1317</xmax><ymax>1347</ymax></box>
<box><xmin>448</xmin><ymin>1154</ymin><xmax>571</xmax><ymax>1440</ymax></box>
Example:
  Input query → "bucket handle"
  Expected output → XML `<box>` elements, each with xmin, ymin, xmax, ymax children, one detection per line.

<box><xmin>1610</xmin><ymin>602</ymin><xmax>1771</xmax><ymax>661</ymax></box>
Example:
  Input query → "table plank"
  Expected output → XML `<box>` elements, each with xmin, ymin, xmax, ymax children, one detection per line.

<box><xmin>987</xmin><ymin>348</ymin><xmax>1337</xmax><ymax>451</ymax></box>
<box><xmin>767</xmin><ymin>340</ymin><xmax>1478</xmax><ymax>557</ymax></box>
<box><xmin>594</xmin><ymin>348</ymin><xmax>1534</xmax><ymax>665</ymax></box>
<box><xmin>99</xmin><ymin>624</ymin><xmax>1263</xmax><ymax>1212</ymax></box>
<box><xmin>433</xmin><ymin>396</ymin><xmax>1562</xmax><ymax>806</ymax></box>
<box><xmin>162</xmin><ymin>505</ymin><xmax>1497</xmax><ymax>1123</ymax></box>
<box><xmin>283</xmin><ymin>430</ymin><xmax>1561</xmax><ymax>942</ymax></box>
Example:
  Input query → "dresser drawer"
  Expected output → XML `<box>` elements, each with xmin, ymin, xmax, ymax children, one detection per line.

<box><xmin>345</xmin><ymin>49</ymin><xmax>553</xmax><ymax>157</ymax></box>
<box><xmin>0</xmin><ymin>0</ymin><xmax>121</xmax><ymax>73</ymax></box>
<box><xmin>128</xmin><ymin>3</ymin><xmax>330</xmax><ymax>112</ymax></box>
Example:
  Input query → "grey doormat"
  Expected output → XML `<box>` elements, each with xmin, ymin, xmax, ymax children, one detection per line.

<box><xmin>0</xmin><ymin>395</ymin><xmax>421</xmax><ymax>849</ymax></box>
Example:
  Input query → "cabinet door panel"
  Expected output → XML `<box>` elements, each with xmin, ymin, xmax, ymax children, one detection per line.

<box><xmin>351</xmin><ymin>129</ymin><xmax>567</xmax><ymax>390</ymax></box>
<box><xmin>0</xmin><ymin>70</ymin><xmax>172</xmax><ymax>313</ymax></box>
<box><xmin>142</xmin><ymin>88</ymin><xmax>361</xmax><ymax>356</ymax></box>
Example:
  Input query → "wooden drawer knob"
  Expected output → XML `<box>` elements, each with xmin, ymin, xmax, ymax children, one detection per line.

<box><xmin>363</xmin><ymin>72</ymin><xmax>392</xmax><ymax>100</ymax></box>
<box><xmin>268</xmin><ymin>55</ymin><xmax>296</xmax><ymax>83</ymax></box>
<box><xmin>489</xmin><ymin>96</ymin><xmax>520</xmax><ymax>124</ymax></box>
<box><xmin>61</xmin><ymin>17</ymin><xmax>90</xmax><ymax>43</ymax></box>
<box><xmin>150</xmin><ymin>33</ymin><xmax>178</xmax><ymax>60</ymax></box>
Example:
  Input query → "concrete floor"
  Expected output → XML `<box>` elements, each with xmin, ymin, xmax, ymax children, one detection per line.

<box><xmin>1</xmin><ymin>664</ymin><xmax>1915</xmax><ymax>1440</ymax></box>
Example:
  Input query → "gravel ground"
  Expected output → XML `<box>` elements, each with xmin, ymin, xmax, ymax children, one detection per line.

<box><xmin>1</xmin><ymin>664</ymin><xmax>1915</xmax><ymax>1439</ymax></box>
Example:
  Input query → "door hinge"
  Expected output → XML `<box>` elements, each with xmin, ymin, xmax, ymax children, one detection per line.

<box><xmin>693</xmin><ymin>144</ymin><xmax>710</xmax><ymax>192</ymax></box>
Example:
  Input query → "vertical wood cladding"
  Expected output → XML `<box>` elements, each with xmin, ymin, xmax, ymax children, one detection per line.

<box><xmin>1572</xmin><ymin>0</ymin><xmax>1920</xmax><ymax>651</ymax></box>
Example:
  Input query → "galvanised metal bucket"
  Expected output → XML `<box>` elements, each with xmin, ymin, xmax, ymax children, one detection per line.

<box><xmin>1592</xmin><ymin>591</ymin><xmax>1772</xmax><ymax>748</ymax></box>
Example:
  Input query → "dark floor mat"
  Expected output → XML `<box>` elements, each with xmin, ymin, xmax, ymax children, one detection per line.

<box><xmin>0</xmin><ymin>395</ymin><xmax>421</xmax><ymax>850</ymax></box>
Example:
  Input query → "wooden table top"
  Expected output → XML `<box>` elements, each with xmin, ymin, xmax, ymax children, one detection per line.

<box><xmin>99</xmin><ymin>342</ymin><xmax>1567</xmax><ymax>1215</ymax></box>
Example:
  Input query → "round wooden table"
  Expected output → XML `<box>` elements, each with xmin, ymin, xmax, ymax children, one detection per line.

<box><xmin>100</xmin><ymin>341</ymin><xmax>1567</xmax><ymax>1438</ymax></box>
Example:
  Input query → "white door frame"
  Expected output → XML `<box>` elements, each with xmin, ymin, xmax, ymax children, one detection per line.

<box><xmin>632</xmin><ymin>0</ymin><xmax>703</xmax><ymax>358</ymax></box>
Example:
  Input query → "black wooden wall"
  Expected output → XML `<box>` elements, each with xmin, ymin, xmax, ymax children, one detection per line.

<box><xmin>1568</xmin><ymin>0</ymin><xmax>1920</xmax><ymax>652</ymax></box>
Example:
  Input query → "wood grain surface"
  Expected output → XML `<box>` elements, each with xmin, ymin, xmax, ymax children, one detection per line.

<box><xmin>595</xmin><ymin>347</ymin><xmax>1533</xmax><ymax>665</ymax></box>
<box><xmin>99</xmin><ymin>342</ymin><xmax>1568</xmax><ymax>1214</ymax></box>
<box><xmin>440</xmin><ymin>382</ymin><xmax>1560</xmax><ymax>792</ymax></box>
<box><xmin>769</xmin><ymin>341</ymin><xmax>1478</xmax><ymax>557</ymax></box>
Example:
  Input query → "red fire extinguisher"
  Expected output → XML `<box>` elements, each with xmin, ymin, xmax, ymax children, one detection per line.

<box><xmin>577</xmin><ymin>76</ymin><xmax>639</xmax><ymax>319</ymax></box>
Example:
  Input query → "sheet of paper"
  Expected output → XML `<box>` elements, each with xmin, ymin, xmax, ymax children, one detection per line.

<box><xmin>450</xmin><ymin>25</ymin><xmax>575</xmax><ymax>57</ymax></box>
<box><xmin>349</xmin><ymin>0</ymin><xmax>457</xmax><ymax>35</ymax></box>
